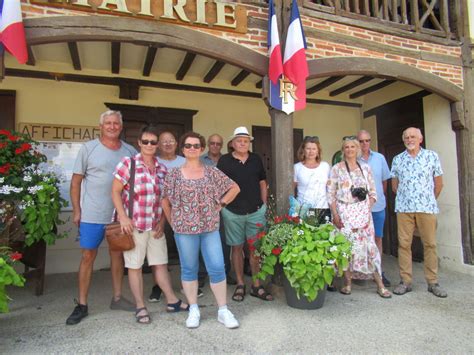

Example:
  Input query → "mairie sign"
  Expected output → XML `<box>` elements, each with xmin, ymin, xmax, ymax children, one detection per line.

<box><xmin>19</xmin><ymin>123</ymin><xmax>100</xmax><ymax>142</ymax></box>
<box><xmin>31</xmin><ymin>0</ymin><xmax>247</xmax><ymax>33</ymax></box>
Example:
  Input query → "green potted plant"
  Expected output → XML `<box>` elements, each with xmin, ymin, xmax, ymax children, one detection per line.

<box><xmin>252</xmin><ymin>213</ymin><xmax>351</xmax><ymax>309</ymax></box>
<box><xmin>0</xmin><ymin>247</ymin><xmax>25</xmax><ymax>313</ymax></box>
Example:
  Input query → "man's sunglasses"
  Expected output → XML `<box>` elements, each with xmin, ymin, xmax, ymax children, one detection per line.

<box><xmin>209</xmin><ymin>142</ymin><xmax>223</xmax><ymax>146</ymax></box>
<box><xmin>183</xmin><ymin>143</ymin><xmax>202</xmax><ymax>149</ymax></box>
<box><xmin>141</xmin><ymin>139</ymin><xmax>158</xmax><ymax>146</ymax></box>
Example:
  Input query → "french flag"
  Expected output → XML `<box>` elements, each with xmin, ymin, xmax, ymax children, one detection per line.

<box><xmin>0</xmin><ymin>0</ymin><xmax>28</xmax><ymax>64</ymax></box>
<box><xmin>282</xmin><ymin>0</ymin><xmax>308</xmax><ymax>113</ymax></box>
<box><xmin>267</xmin><ymin>0</ymin><xmax>284</xmax><ymax>112</ymax></box>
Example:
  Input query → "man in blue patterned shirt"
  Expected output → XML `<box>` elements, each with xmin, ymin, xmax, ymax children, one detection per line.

<box><xmin>391</xmin><ymin>127</ymin><xmax>446</xmax><ymax>298</ymax></box>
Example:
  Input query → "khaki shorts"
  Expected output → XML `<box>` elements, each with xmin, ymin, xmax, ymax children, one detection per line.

<box><xmin>123</xmin><ymin>230</ymin><xmax>168</xmax><ymax>269</ymax></box>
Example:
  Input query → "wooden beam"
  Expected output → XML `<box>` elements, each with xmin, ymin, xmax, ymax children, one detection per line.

<box><xmin>329</xmin><ymin>76</ymin><xmax>374</xmax><ymax>96</ymax></box>
<box><xmin>176</xmin><ymin>52</ymin><xmax>196</xmax><ymax>81</ymax></box>
<box><xmin>119</xmin><ymin>81</ymin><xmax>139</xmax><ymax>100</ymax></box>
<box><xmin>203</xmin><ymin>61</ymin><xmax>225</xmax><ymax>83</ymax></box>
<box><xmin>26</xmin><ymin>46</ymin><xmax>36</xmax><ymax>66</ymax></box>
<box><xmin>231</xmin><ymin>70</ymin><xmax>250</xmax><ymax>86</ymax></box>
<box><xmin>256</xmin><ymin>80</ymin><xmax>263</xmax><ymax>89</ymax></box>
<box><xmin>142</xmin><ymin>46</ymin><xmax>158</xmax><ymax>77</ymax></box>
<box><xmin>349</xmin><ymin>79</ymin><xmax>396</xmax><ymax>99</ymax></box>
<box><xmin>67</xmin><ymin>42</ymin><xmax>81</xmax><ymax>71</ymax></box>
<box><xmin>0</xmin><ymin>45</ymin><xmax>4</xmax><ymax>80</ymax></box>
<box><xmin>307</xmin><ymin>76</ymin><xmax>345</xmax><ymax>94</ymax></box>
<box><xmin>5</xmin><ymin>68</ymin><xmax>362</xmax><ymax>108</ymax></box>
<box><xmin>111</xmin><ymin>42</ymin><xmax>120</xmax><ymax>74</ymax></box>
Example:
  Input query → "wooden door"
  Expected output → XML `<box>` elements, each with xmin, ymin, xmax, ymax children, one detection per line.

<box><xmin>375</xmin><ymin>92</ymin><xmax>426</xmax><ymax>261</ymax></box>
<box><xmin>252</xmin><ymin>125</ymin><xmax>303</xmax><ymax>190</ymax></box>
<box><xmin>105</xmin><ymin>103</ymin><xmax>197</xmax><ymax>260</ymax></box>
<box><xmin>0</xmin><ymin>90</ymin><xmax>16</xmax><ymax>130</ymax></box>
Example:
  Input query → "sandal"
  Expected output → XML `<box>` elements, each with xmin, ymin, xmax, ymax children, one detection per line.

<box><xmin>232</xmin><ymin>284</ymin><xmax>246</xmax><ymax>302</ymax></box>
<box><xmin>377</xmin><ymin>287</ymin><xmax>392</xmax><ymax>299</ymax></box>
<box><xmin>135</xmin><ymin>307</ymin><xmax>151</xmax><ymax>324</ymax></box>
<box><xmin>339</xmin><ymin>285</ymin><xmax>352</xmax><ymax>295</ymax></box>
<box><xmin>250</xmin><ymin>285</ymin><xmax>273</xmax><ymax>301</ymax></box>
<box><xmin>166</xmin><ymin>299</ymin><xmax>190</xmax><ymax>313</ymax></box>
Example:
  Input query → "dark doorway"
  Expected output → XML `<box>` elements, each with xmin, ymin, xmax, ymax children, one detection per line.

<box><xmin>368</xmin><ymin>90</ymin><xmax>430</xmax><ymax>261</ymax></box>
<box><xmin>252</xmin><ymin>125</ymin><xmax>303</xmax><ymax>189</ymax></box>
<box><xmin>0</xmin><ymin>90</ymin><xmax>16</xmax><ymax>130</ymax></box>
<box><xmin>105</xmin><ymin>103</ymin><xmax>197</xmax><ymax>260</ymax></box>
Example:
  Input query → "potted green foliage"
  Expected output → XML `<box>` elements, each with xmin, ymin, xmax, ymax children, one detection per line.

<box><xmin>252</xmin><ymin>213</ymin><xmax>351</xmax><ymax>309</ymax></box>
<box><xmin>0</xmin><ymin>247</ymin><xmax>25</xmax><ymax>313</ymax></box>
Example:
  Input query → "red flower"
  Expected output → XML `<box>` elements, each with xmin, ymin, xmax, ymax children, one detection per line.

<box><xmin>247</xmin><ymin>238</ymin><xmax>256</xmax><ymax>252</ymax></box>
<box><xmin>0</xmin><ymin>142</ymin><xmax>7</xmax><ymax>148</ymax></box>
<box><xmin>271</xmin><ymin>247</ymin><xmax>282</xmax><ymax>255</ymax></box>
<box><xmin>0</xmin><ymin>163</ymin><xmax>11</xmax><ymax>174</ymax></box>
<box><xmin>10</xmin><ymin>252</ymin><xmax>23</xmax><ymax>261</ymax></box>
<box><xmin>0</xmin><ymin>129</ymin><xmax>11</xmax><ymax>136</ymax></box>
<box><xmin>256</xmin><ymin>223</ymin><xmax>263</xmax><ymax>228</ymax></box>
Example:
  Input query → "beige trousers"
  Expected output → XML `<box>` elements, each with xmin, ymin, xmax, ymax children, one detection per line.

<box><xmin>397</xmin><ymin>213</ymin><xmax>438</xmax><ymax>284</ymax></box>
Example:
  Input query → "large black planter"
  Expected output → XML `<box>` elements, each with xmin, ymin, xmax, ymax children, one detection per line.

<box><xmin>282</xmin><ymin>275</ymin><xmax>326</xmax><ymax>310</ymax></box>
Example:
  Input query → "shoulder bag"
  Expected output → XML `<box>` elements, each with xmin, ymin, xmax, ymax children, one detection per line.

<box><xmin>105</xmin><ymin>158</ymin><xmax>136</xmax><ymax>252</ymax></box>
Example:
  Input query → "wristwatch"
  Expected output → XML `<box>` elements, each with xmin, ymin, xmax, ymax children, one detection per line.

<box><xmin>220</xmin><ymin>201</ymin><xmax>227</xmax><ymax>208</ymax></box>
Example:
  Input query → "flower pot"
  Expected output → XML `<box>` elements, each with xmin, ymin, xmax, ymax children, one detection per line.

<box><xmin>282</xmin><ymin>275</ymin><xmax>326</xmax><ymax>310</ymax></box>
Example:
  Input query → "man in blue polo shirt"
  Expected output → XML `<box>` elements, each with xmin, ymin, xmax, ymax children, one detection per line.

<box><xmin>391</xmin><ymin>127</ymin><xmax>446</xmax><ymax>298</ymax></box>
<box><xmin>357</xmin><ymin>130</ymin><xmax>391</xmax><ymax>287</ymax></box>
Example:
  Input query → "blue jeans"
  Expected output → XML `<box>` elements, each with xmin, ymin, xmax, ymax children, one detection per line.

<box><xmin>174</xmin><ymin>230</ymin><xmax>226</xmax><ymax>284</ymax></box>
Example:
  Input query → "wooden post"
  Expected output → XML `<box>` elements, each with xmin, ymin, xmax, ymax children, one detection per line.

<box><xmin>270</xmin><ymin>108</ymin><xmax>294</xmax><ymax>215</ymax></box>
<box><xmin>0</xmin><ymin>44</ymin><xmax>5</xmax><ymax>81</ymax></box>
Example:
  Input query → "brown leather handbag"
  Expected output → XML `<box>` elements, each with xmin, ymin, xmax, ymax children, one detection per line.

<box><xmin>106</xmin><ymin>158</ymin><xmax>136</xmax><ymax>252</ymax></box>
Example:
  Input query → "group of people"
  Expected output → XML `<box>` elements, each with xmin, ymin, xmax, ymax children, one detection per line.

<box><xmin>295</xmin><ymin>129</ymin><xmax>447</xmax><ymax>299</ymax></box>
<box><xmin>66</xmin><ymin>109</ymin><xmax>447</xmax><ymax>329</ymax></box>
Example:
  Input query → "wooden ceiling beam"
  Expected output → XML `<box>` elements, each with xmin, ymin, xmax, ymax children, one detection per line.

<box><xmin>111</xmin><ymin>42</ymin><xmax>121</xmax><ymax>74</ymax></box>
<box><xmin>203</xmin><ymin>61</ymin><xmax>225</xmax><ymax>83</ymax></box>
<box><xmin>67</xmin><ymin>42</ymin><xmax>81</xmax><ymax>71</ymax></box>
<box><xmin>176</xmin><ymin>52</ymin><xmax>196</xmax><ymax>81</ymax></box>
<box><xmin>307</xmin><ymin>76</ymin><xmax>345</xmax><ymax>94</ymax></box>
<box><xmin>231</xmin><ymin>70</ymin><xmax>250</xmax><ymax>86</ymax></box>
<box><xmin>349</xmin><ymin>79</ymin><xmax>397</xmax><ymax>99</ymax></box>
<box><xmin>142</xmin><ymin>46</ymin><xmax>158</xmax><ymax>77</ymax></box>
<box><xmin>26</xmin><ymin>46</ymin><xmax>36</xmax><ymax>66</ymax></box>
<box><xmin>329</xmin><ymin>76</ymin><xmax>373</xmax><ymax>96</ymax></box>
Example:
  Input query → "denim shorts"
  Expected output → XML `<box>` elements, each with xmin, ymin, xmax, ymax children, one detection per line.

<box><xmin>372</xmin><ymin>210</ymin><xmax>386</xmax><ymax>238</ymax></box>
<box><xmin>221</xmin><ymin>204</ymin><xmax>267</xmax><ymax>246</ymax></box>
<box><xmin>79</xmin><ymin>222</ymin><xmax>106</xmax><ymax>249</ymax></box>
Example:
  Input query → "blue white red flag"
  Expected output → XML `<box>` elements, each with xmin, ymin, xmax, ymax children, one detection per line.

<box><xmin>0</xmin><ymin>0</ymin><xmax>28</xmax><ymax>64</ymax></box>
<box><xmin>267</xmin><ymin>0</ymin><xmax>284</xmax><ymax>112</ymax></box>
<box><xmin>282</xmin><ymin>0</ymin><xmax>308</xmax><ymax>113</ymax></box>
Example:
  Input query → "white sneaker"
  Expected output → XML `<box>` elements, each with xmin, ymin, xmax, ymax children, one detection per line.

<box><xmin>186</xmin><ymin>308</ymin><xmax>200</xmax><ymax>329</ymax></box>
<box><xmin>217</xmin><ymin>309</ymin><xmax>239</xmax><ymax>329</ymax></box>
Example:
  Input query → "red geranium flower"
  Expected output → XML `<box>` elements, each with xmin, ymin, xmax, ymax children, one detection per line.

<box><xmin>271</xmin><ymin>247</ymin><xmax>282</xmax><ymax>255</ymax></box>
<box><xmin>255</xmin><ymin>223</ymin><xmax>263</xmax><ymax>228</ymax></box>
<box><xmin>0</xmin><ymin>142</ymin><xmax>7</xmax><ymax>148</ymax></box>
<box><xmin>0</xmin><ymin>129</ymin><xmax>11</xmax><ymax>136</ymax></box>
<box><xmin>10</xmin><ymin>252</ymin><xmax>23</xmax><ymax>261</ymax></box>
<box><xmin>0</xmin><ymin>163</ymin><xmax>11</xmax><ymax>174</ymax></box>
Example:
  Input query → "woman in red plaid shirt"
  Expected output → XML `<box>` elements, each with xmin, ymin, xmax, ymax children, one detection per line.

<box><xmin>112</xmin><ymin>126</ymin><xmax>188</xmax><ymax>324</ymax></box>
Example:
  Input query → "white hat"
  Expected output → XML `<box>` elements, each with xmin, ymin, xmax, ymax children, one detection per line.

<box><xmin>229</xmin><ymin>126</ymin><xmax>254</xmax><ymax>141</ymax></box>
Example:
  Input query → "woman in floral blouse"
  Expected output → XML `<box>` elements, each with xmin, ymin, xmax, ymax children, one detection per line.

<box><xmin>327</xmin><ymin>136</ymin><xmax>391</xmax><ymax>298</ymax></box>
<box><xmin>162</xmin><ymin>132</ymin><xmax>241</xmax><ymax>329</ymax></box>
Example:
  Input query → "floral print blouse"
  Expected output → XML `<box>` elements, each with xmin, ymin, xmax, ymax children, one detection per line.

<box><xmin>163</xmin><ymin>166</ymin><xmax>235</xmax><ymax>234</ymax></box>
<box><xmin>327</xmin><ymin>161</ymin><xmax>377</xmax><ymax>205</ymax></box>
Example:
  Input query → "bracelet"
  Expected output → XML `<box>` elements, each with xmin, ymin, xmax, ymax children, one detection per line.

<box><xmin>220</xmin><ymin>201</ymin><xmax>227</xmax><ymax>208</ymax></box>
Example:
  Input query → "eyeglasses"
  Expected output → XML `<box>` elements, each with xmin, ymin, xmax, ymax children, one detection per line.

<box><xmin>141</xmin><ymin>139</ymin><xmax>158</xmax><ymax>146</ymax></box>
<box><xmin>304</xmin><ymin>136</ymin><xmax>319</xmax><ymax>142</ymax></box>
<box><xmin>160</xmin><ymin>140</ymin><xmax>176</xmax><ymax>145</ymax></box>
<box><xmin>209</xmin><ymin>142</ymin><xmax>223</xmax><ymax>147</ymax></box>
<box><xmin>342</xmin><ymin>135</ymin><xmax>357</xmax><ymax>141</ymax></box>
<box><xmin>359</xmin><ymin>139</ymin><xmax>371</xmax><ymax>143</ymax></box>
<box><xmin>183</xmin><ymin>143</ymin><xmax>201</xmax><ymax>149</ymax></box>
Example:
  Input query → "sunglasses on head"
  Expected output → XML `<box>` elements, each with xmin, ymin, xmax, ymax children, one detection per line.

<box><xmin>141</xmin><ymin>139</ymin><xmax>158</xmax><ymax>146</ymax></box>
<box><xmin>183</xmin><ymin>143</ymin><xmax>202</xmax><ymax>149</ymax></box>
<box><xmin>342</xmin><ymin>135</ymin><xmax>357</xmax><ymax>141</ymax></box>
<box><xmin>304</xmin><ymin>135</ymin><xmax>319</xmax><ymax>142</ymax></box>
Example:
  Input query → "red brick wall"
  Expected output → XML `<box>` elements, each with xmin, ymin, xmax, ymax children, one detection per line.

<box><xmin>21</xmin><ymin>1</ymin><xmax>463</xmax><ymax>88</ymax></box>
